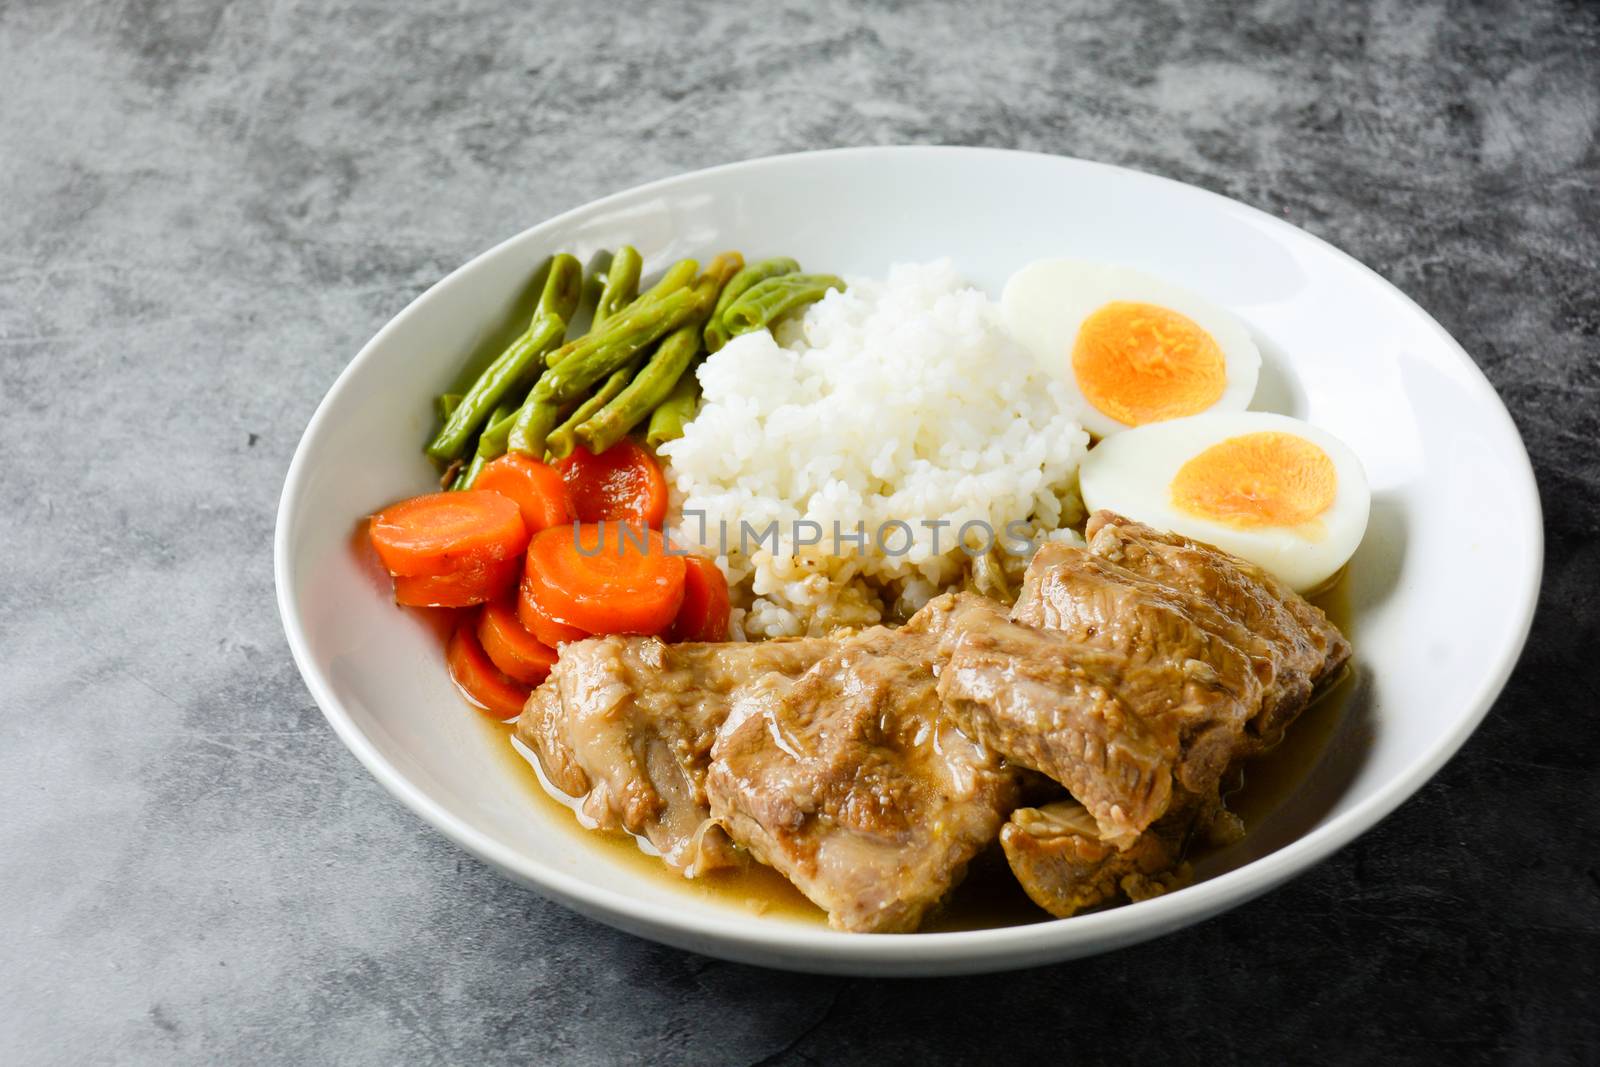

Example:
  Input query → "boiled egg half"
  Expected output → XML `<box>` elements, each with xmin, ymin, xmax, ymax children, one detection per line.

<box><xmin>1002</xmin><ymin>259</ymin><xmax>1262</xmax><ymax>438</ymax></box>
<box><xmin>1078</xmin><ymin>412</ymin><xmax>1369</xmax><ymax>592</ymax></box>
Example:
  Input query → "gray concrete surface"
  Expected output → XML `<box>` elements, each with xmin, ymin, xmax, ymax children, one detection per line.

<box><xmin>2</xmin><ymin>0</ymin><xmax>1597</xmax><ymax>1063</ymax></box>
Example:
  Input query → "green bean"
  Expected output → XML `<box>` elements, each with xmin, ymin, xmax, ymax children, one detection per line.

<box><xmin>539</xmin><ymin>249</ymin><xmax>647</xmax><ymax>460</ymax></box>
<box><xmin>638</xmin><ymin>258</ymin><xmax>699</xmax><ymax>302</ymax></box>
<box><xmin>426</xmin><ymin>254</ymin><xmax>582</xmax><ymax>461</ymax></box>
<box><xmin>572</xmin><ymin>332</ymin><xmax>699</xmax><ymax>456</ymax></box>
<box><xmin>574</xmin><ymin>254</ymin><xmax>741</xmax><ymax>454</ymax></box>
<box><xmin>543</xmin><ymin>259</ymin><xmax>695</xmax><ymax>380</ymax></box>
<box><xmin>454</xmin><ymin>397</ymin><xmax>521</xmax><ymax>488</ymax></box>
<box><xmin>703</xmin><ymin>257</ymin><xmax>799</xmax><ymax>352</ymax></box>
<box><xmin>453</xmin><ymin>456</ymin><xmax>483</xmax><ymax>490</ymax></box>
<box><xmin>594</xmin><ymin>246</ymin><xmax>642</xmax><ymax>327</ymax></box>
<box><xmin>577</xmin><ymin>249</ymin><xmax>612</xmax><ymax>325</ymax></box>
<box><xmin>435</xmin><ymin>393</ymin><xmax>463</xmax><ymax>423</ymax></box>
<box><xmin>469</xmin><ymin>410</ymin><xmax>516</xmax><ymax>471</ymax></box>
<box><xmin>538</xmin><ymin>254</ymin><xmax>702</xmax><ymax>459</ymax></box>
<box><xmin>724</xmin><ymin>273</ymin><xmax>844</xmax><ymax>338</ymax></box>
<box><xmin>644</xmin><ymin>357</ymin><xmax>701</xmax><ymax>448</ymax></box>
<box><xmin>507</xmin><ymin>283</ymin><xmax>711</xmax><ymax>457</ymax></box>
<box><xmin>504</xmin><ymin>400</ymin><xmax>561</xmax><ymax>461</ymax></box>
<box><xmin>545</xmin><ymin>356</ymin><xmax>642</xmax><ymax>461</ymax></box>
<box><xmin>429</xmin><ymin>314</ymin><xmax>564</xmax><ymax>459</ymax></box>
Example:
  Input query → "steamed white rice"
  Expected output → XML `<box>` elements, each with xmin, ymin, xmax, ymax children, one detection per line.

<box><xmin>660</xmin><ymin>259</ymin><xmax>1089</xmax><ymax>638</ymax></box>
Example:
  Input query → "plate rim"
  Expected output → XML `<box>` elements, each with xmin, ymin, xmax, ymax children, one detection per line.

<box><xmin>273</xmin><ymin>145</ymin><xmax>1544</xmax><ymax>973</ymax></box>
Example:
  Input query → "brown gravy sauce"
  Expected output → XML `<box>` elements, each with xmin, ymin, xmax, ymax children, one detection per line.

<box><xmin>477</xmin><ymin>574</ymin><xmax>1354</xmax><ymax>930</ymax></box>
<box><xmin>482</xmin><ymin>719</ymin><xmax>825</xmax><ymax>923</ymax></box>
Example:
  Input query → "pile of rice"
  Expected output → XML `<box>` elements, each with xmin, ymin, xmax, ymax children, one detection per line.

<box><xmin>659</xmin><ymin>259</ymin><xmax>1090</xmax><ymax>639</ymax></box>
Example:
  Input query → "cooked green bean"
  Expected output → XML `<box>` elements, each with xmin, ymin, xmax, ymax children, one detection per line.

<box><xmin>638</xmin><ymin>258</ymin><xmax>699</xmax><ymax>302</ymax></box>
<box><xmin>504</xmin><ymin>399</ymin><xmax>561</xmax><ymax>462</ymax></box>
<box><xmin>574</xmin><ymin>253</ymin><xmax>741</xmax><ymax>454</ymax></box>
<box><xmin>543</xmin><ymin>257</ymin><xmax>693</xmax><ymax>381</ymax></box>
<box><xmin>454</xmin><ymin>453</ymin><xmax>485</xmax><ymax>490</ymax></box>
<box><xmin>429</xmin><ymin>313</ymin><xmax>566</xmax><ymax>460</ymax></box>
<box><xmin>426</xmin><ymin>254</ymin><xmax>582</xmax><ymax>461</ymax></box>
<box><xmin>539</xmin><ymin>283</ymin><xmax>708</xmax><ymax>402</ymax></box>
<box><xmin>577</xmin><ymin>249</ymin><xmax>611</xmax><ymax>325</ymax></box>
<box><xmin>536</xmin><ymin>256</ymin><xmax>713</xmax><ymax>458</ymax></box>
<box><xmin>545</xmin><ymin>356</ymin><xmax>642</xmax><ymax>460</ymax></box>
<box><xmin>435</xmin><ymin>393</ymin><xmax>463</xmax><ymax>423</ymax></box>
<box><xmin>573</xmin><ymin>332</ymin><xmax>697</xmax><ymax>454</ymax></box>
<box><xmin>594</xmin><ymin>246</ymin><xmax>642</xmax><ymax>327</ymax></box>
<box><xmin>704</xmin><ymin>257</ymin><xmax>799</xmax><ymax>352</ymax></box>
<box><xmin>507</xmin><ymin>283</ymin><xmax>710</xmax><ymax>457</ymax></box>
<box><xmin>705</xmin><ymin>252</ymin><xmax>744</xmax><ymax>292</ymax></box>
<box><xmin>453</xmin><ymin>396</ymin><xmax>522</xmax><ymax>489</ymax></box>
<box><xmin>539</xmin><ymin>248</ymin><xmax>648</xmax><ymax>460</ymax></box>
<box><xmin>644</xmin><ymin>362</ymin><xmax>701</xmax><ymax>447</ymax></box>
<box><xmin>475</xmin><ymin>406</ymin><xmax>518</xmax><ymax>460</ymax></box>
<box><xmin>724</xmin><ymin>273</ymin><xmax>844</xmax><ymax>338</ymax></box>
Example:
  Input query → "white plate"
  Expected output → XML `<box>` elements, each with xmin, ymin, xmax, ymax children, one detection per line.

<box><xmin>275</xmin><ymin>147</ymin><xmax>1542</xmax><ymax>975</ymax></box>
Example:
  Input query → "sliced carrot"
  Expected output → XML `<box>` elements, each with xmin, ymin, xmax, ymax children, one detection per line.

<box><xmin>668</xmin><ymin>556</ymin><xmax>731</xmax><ymax>643</ymax></box>
<box><xmin>477</xmin><ymin>598</ymin><xmax>558</xmax><ymax>685</ymax></box>
<box><xmin>526</xmin><ymin>523</ymin><xmax>686</xmax><ymax>635</ymax></box>
<box><xmin>557</xmin><ymin>440</ymin><xmax>669</xmax><ymax>529</ymax></box>
<box><xmin>474</xmin><ymin>454</ymin><xmax>572</xmax><ymax>534</ymax></box>
<box><xmin>369</xmin><ymin>491</ymin><xmax>529</xmax><ymax>577</ymax></box>
<box><xmin>517</xmin><ymin>572</ymin><xmax>591</xmax><ymax>647</ymax></box>
<box><xmin>447</xmin><ymin>623</ymin><xmax>531</xmax><ymax>720</ymax></box>
<box><xmin>392</xmin><ymin>553</ymin><xmax>521</xmax><ymax>607</ymax></box>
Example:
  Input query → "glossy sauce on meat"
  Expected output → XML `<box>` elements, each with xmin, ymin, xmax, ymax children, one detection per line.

<box><xmin>477</xmin><ymin>574</ymin><xmax>1351</xmax><ymax>929</ymax></box>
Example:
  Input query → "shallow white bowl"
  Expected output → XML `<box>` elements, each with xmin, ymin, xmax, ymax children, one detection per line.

<box><xmin>275</xmin><ymin>147</ymin><xmax>1542</xmax><ymax>975</ymax></box>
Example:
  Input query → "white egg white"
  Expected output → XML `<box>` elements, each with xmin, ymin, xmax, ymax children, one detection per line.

<box><xmin>1078</xmin><ymin>412</ymin><xmax>1370</xmax><ymax>593</ymax></box>
<box><xmin>1001</xmin><ymin>258</ymin><xmax>1262</xmax><ymax>438</ymax></box>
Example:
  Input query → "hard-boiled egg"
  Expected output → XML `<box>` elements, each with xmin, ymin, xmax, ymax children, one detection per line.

<box><xmin>1078</xmin><ymin>412</ymin><xmax>1369</xmax><ymax>592</ymax></box>
<box><xmin>1002</xmin><ymin>258</ymin><xmax>1261</xmax><ymax>438</ymax></box>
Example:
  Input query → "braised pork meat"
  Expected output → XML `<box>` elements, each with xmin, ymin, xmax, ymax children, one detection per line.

<box><xmin>937</xmin><ymin>513</ymin><xmax>1349</xmax><ymax>851</ymax></box>
<box><xmin>706</xmin><ymin>604</ymin><xmax>1020</xmax><ymax>933</ymax></box>
<box><xmin>931</xmin><ymin>591</ymin><xmax>1237</xmax><ymax>849</ymax></box>
<box><xmin>1000</xmin><ymin>788</ymin><xmax>1243</xmax><ymax>917</ymax></box>
<box><xmin>999</xmin><ymin>800</ymin><xmax>1191</xmax><ymax>916</ymax></box>
<box><xmin>1074</xmin><ymin>512</ymin><xmax>1351</xmax><ymax>749</ymax></box>
<box><xmin>514</xmin><ymin>512</ymin><xmax>1351</xmax><ymax>929</ymax></box>
<box><xmin>516</xmin><ymin>635</ymin><xmax>831</xmax><ymax>874</ymax></box>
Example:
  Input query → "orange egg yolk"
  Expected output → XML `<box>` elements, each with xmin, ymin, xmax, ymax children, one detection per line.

<box><xmin>1170</xmin><ymin>432</ymin><xmax>1337</xmax><ymax>528</ymax></box>
<box><xmin>1071</xmin><ymin>302</ymin><xmax>1228</xmax><ymax>426</ymax></box>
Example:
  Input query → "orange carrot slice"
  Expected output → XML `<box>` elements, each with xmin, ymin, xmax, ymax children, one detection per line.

<box><xmin>668</xmin><ymin>556</ymin><xmax>731</xmax><ymax>642</ymax></box>
<box><xmin>392</xmin><ymin>553</ymin><xmax>521</xmax><ymax>608</ymax></box>
<box><xmin>446</xmin><ymin>623</ymin><xmax>531</xmax><ymax>720</ymax></box>
<box><xmin>517</xmin><ymin>572</ymin><xmax>591</xmax><ymax>647</ymax></box>
<box><xmin>477</xmin><ymin>598</ymin><xmax>558</xmax><ymax>685</ymax></box>
<box><xmin>525</xmin><ymin>523</ymin><xmax>686</xmax><ymax>635</ymax></box>
<box><xmin>557</xmin><ymin>440</ymin><xmax>668</xmax><ymax>529</ymax></box>
<box><xmin>370</xmin><ymin>490</ymin><xmax>528</xmax><ymax>577</ymax></box>
<box><xmin>475</xmin><ymin>454</ymin><xmax>573</xmax><ymax>534</ymax></box>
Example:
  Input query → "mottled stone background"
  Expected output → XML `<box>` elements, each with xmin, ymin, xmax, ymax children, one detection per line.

<box><xmin>2</xmin><ymin>0</ymin><xmax>1596</xmax><ymax>1063</ymax></box>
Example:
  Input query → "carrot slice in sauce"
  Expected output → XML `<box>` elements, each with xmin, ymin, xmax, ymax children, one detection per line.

<box><xmin>477</xmin><ymin>598</ymin><xmax>558</xmax><ymax>685</ymax></box>
<box><xmin>667</xmin><ymin>555</ymin><xmax>731</xmax><ymax>643</ymax></box>
<box><xmin>525</xmin><ymin>523</ymin><xmax>686</xmax><ymax>635</ymax></box>
<box><xmin>369</xmin><ymin>490</ymin><xmax>528</xmax><ymax>577</ymax></box>
<box><xmin>517</xmin><ymin>571</ymin><xmax>591</xmax><ymax>647</ymax></box>
<box><xmin>392</xmin><ymin>553</ymin><xmax>521</xmax><ymax>607</ymax></box>
<box><xmin>557</xmin><ymin>440</ymin><xmax>669</xmax><ymax>529</ymax></box>
<box><xmin>446</xmin><ymin>622</ymin><xmax>531</xmax><ymax>720</ymax></box>
<box><xmin>474</xmin><ymin>454</ymin><xmax>573</xmax><ymax>533</ymax></box>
